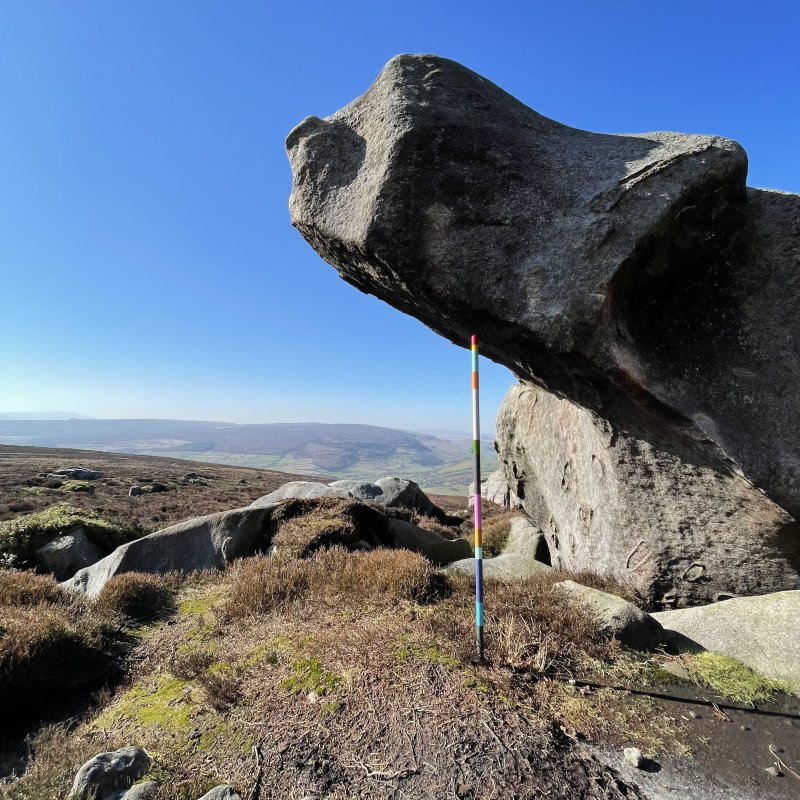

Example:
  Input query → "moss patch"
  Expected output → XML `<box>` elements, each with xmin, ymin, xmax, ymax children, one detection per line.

<box><xmin>685</xmin><ymin>652</ymin><xmax>787</xmax><ymax>705</ymax></box>
<box><xmin>0</xmin><ymin>503</ymin><xmax>136</xmax><ymax>566</ymax></box>
<box><xmin>280</xmin><ymin>656</ymin><xmax>341</xmax><ymax>697</ymax></box>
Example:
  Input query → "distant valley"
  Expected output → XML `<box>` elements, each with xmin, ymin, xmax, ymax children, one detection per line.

<box><xmin>0</xmin><ymin>419</ymin><xmax>498</xmax><ymax>494</ymax></box>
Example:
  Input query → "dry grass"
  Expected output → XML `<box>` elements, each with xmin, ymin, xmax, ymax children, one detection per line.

<box><xmin>223</xmin><ymin>547</ymin><xmax>437</xmax><ymax>619</ymax></box>
<box><xmin>1</xmin><ymin>550</ymin><xmax>667</xmax><ymax>800</ymax></box>
<box><xmin>270</xmin><ymin>497</ymin><xmax>391</xmax><ymax>557</ymax></box>
<box><xmin>0</xmin><ymin>571</ymin><xmax>73</xmax><ymax>607</ymax></box>
<box><xmin>94</xmin><ymin>573</ymin><xmax>177</xmax><ymax>624</ymax></box>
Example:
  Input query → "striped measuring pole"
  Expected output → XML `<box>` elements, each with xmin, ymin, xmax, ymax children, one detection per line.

<box><xmin>471</xmin><ymin>334</ymin><xmax>485</xmax><ymax>659</ymax></box>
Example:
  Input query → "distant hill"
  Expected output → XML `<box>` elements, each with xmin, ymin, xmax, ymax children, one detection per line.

<box><xmin>0</xmin><ymin>411</ymin><xmax>95</xmax><ymax>420</ymax></box>
<box><xmin>0</xmin><ymin>419</ymin><xmax>498</xmax><ymax>494</ymax></box>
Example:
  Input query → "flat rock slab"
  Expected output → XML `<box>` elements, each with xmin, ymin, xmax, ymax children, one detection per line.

<box><xmin>652</xmin><ymin>590</ymin><xmax>800</xmax><ymax>693</ymax></box>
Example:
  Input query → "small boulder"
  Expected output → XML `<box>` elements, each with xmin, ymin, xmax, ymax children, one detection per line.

<box><xmin>555</xmin><ymin>580</ymin><xmax>664</xmax><ymax>650</ymax></box>
<box><xmin>107</xmin><ymin>781</ymin><xmax>159</xmax><ymax>800</ymax></box>
<box><xmin>623</xmin><ymin>747</ymin><xmax>644</xmax><ymax>768</ymax></box>
<box><xmin>68</xmin><ymin>747</ymin><xmax>151</xmax><ymax>800</ymax></box>
<box><xmin>445</xmin><ymin>516</ymin><xmax>552</xmax><ymax>581</ymax></box>
<box><xmin>35</xmin><ymin>527</ymin><xmax>102</xmax><ymax>581</ymax></box>
<box><xmin>128</xmin><ymin>486</ymin><xmax>142</xmax><ymax>497</ymax></box>
<box><xmin>197</xmin><ymin>786</ymin><xmax>242</xmax><ymax>800</ymax></box>
<box><xmin>385</xmin><ymin>517</ymin><xmax>472</xmax><ymax>566</ymax></box>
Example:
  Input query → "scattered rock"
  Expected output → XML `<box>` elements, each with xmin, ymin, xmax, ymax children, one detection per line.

<box><xmin>63</xmin><ymin>506</ymin><xmax>275</xmax><ymax>596</ymax></box>
<box><xmin>128</xmin><ymin>486</ymin><xmax>142</xmax><ymax>497</ymax></box>
<box><xmin>445</xmin><ymin>516</ymin><xmax>551</xmax><ymax>580</ymax></box>
<box><xmin>623</xmin><ymin>747</ymin><xmax>643</xmax><ymax>768</ymax></box>
<box><xmin>764</xmin><ymin>766</ymin><xmax>782</xmax><ymax>778</ymax></box>
<box><xmin>652</xmin><ymin>590</ymin><xmax>800</xmax><ymax>692</ymax></box>
<box><xmin>659</xmin><ymin>660</ymin><xmax>690</xmax><ymax>681</ymax></box>
<box><xmin>141</xmin><ymin>482</ymin><xmax>168</xmax><ymax>494</ymax></box>
<box><xmin>68</xmin><ymin>747</ymin><xmax>151</xmax><ymax>800</ymax></box>
<box><xmin>555</xmin><ymin>581</ymin><xmax>664</xmax><ymax>650</ymax></box>
<box><xmin>35</xmin><ymin>527</ymin><xmax>101</xmax><ymax>580</ymax></box>
<box><xmin>48</xmin><ymin>467</ymin><xmax>103</xmax><ymax>480</ymax></box>
<box><xmin>196</xmin><ymin>786</ymin><xmax>242</xmax><ymax>800</ymax></box>
<box><xmin>106</xmin><ymin>781</ymin><xmax>159</xmax><ymax>800</ymax></box>
<box><xmin>286</xmin><ymin>53</ymin><xmax>800</xmax><ymax>606</ymax></box>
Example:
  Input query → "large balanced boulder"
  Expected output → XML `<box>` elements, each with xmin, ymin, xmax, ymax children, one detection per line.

<box><xmin>286</xmin><ymin>53</ymin><xmax>800</xmax><ymax>607</ymax></box>
<box><xmin>652</xmin><ymin>590</ymin><xmax>800</xmax><ymax>693</ymax></box>
<box><xmin>64</xmin><ymin>506</ymin><xmax>274</xmax><ymax>596</ymax></box>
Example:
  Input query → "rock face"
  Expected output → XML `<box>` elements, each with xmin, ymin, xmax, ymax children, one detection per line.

<box><xmin>498</xmin><ymin>384</ymin><xmax>798</xmax><ymax>607</ymax></box>
<box><xmin>64</xmin><ymin>491</ymin><xmax>467</xmax><ymax>595</ymax></box>
<box><xmin>286</xmin><ymin>53</ymin><xmax>800</xmax><ymax>606</ymax></box>
<box><xmin>652</xmin><ymin>590</ymin><xmax>800</xmax><ymax>692</ymax></box>
<box><xmin>35</xmin><ymin>527</ymin><xmax>102</xmax><ymax>580</ymax></box>
<box><xmin>68</xmin><ymin>747</ymin><xmax>151</xmax><ymax>800</ymax></box>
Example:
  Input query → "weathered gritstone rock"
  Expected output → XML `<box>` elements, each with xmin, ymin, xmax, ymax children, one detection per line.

<box><xmin>446</xmin><ymin>515</ymin><xmax>551</xmax><ymax>580</ymax></box>
<box><xmin>64</xmin><ymin>506</ymin><xmax>275</xmax><ymax>596</ymax></box>
<box><xmin>652</xmin><ymin>590</ymin><xmax>800</xmax><ymax>693</ymax></box>
<box><xmin>554</xmin><ymin>581</ymin><xmax>664</xmax><ymax>651</ymax></box>
<box><xmin>498</xmin><ymin>383</ymin><xmax>799</xmax><ymax>607</ymax></box>
<box><xmin>35</xmin><ymin>526</ymin><xmax>101</xmax><ymax>580</ymax></box>
<box><xmin>68</xmin><ymin>747</ymin><xmax>151</xmax><ymax>800</ymax></box>
<box><xmin>286</xmin><ymin>53</ymin><xmax>800</xmax><ymax>606</ymax></box>
<box><xmin>63</xmin><ymin>494</ymin><xmax>467</xmax><ymax>595</ymax></box>
<box><xmin>251</xmin><ymin>476</ymin><xmax>448</xmax><ymax>519</ymax></box>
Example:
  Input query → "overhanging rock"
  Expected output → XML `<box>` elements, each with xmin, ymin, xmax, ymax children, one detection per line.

<box><xmin>286</xmin><ymin>54</ymin><xmax>800</xmax><ymax>606</ymax></box>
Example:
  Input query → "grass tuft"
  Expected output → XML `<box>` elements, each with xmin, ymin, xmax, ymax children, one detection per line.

<box><xmin>95</xmin><ymin>572</ymin><xmax>177</xmax><ymax>624</ymax></box>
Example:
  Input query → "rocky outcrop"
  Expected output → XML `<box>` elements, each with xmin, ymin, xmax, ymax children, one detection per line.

<box><xmin>652</xmin><ymin>590</ymin><xmax>800</xmax><ymax>693</ymax></box>
<box><xmin>251</xmin><ymin>476</ymin><xmax>448</xmax><ymax>519</ymax></box>
<box><xmin>446</xmin><ymin>516</ymin><xmax>550</xmax><ymax>580</ymax></box>
<box><xmin>286</xmin><ymin>53</ymin><xmax>800</xmax><ymax>606</ymax></box>
<box><xmin>64</xmin><ymin>506</ymin><xmax>275</xmax><ymax>596</ymax></box>
<box><xmin>64</xmin><ymin>490</ymin><xmax>467</xmax><ymax>595</ymax></box>
<box><xmin>482</xmin><ymin>470</ymin><xmax>520</xmax><ymax>508</ymax></box>
<box><xmin>497</xmin><ymin>384</ymin><xmax>799</xmax><ymax>607</ymax></box>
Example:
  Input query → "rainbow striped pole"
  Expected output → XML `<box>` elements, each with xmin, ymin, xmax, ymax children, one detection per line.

<box><xmin>471</xmin><ymin>334</ymin><xmax>485</xmax><ymax>660</ymax></box>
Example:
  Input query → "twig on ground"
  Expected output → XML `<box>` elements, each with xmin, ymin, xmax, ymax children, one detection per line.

<box><xmin>769</xmin><ymin>745</ymin><xmax>800</xmax><ymax>781</ymax></box>
<box><xmin>248</xmin><ymin>743</ymin><xmax>264</xmax><ymax>800</ymax></box>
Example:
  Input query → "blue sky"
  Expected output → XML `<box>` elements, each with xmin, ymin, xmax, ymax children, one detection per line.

<box><xmin>1</xmin><ymin>1</ymin><xmax>797</xmax><ymax>432</ymax></box>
